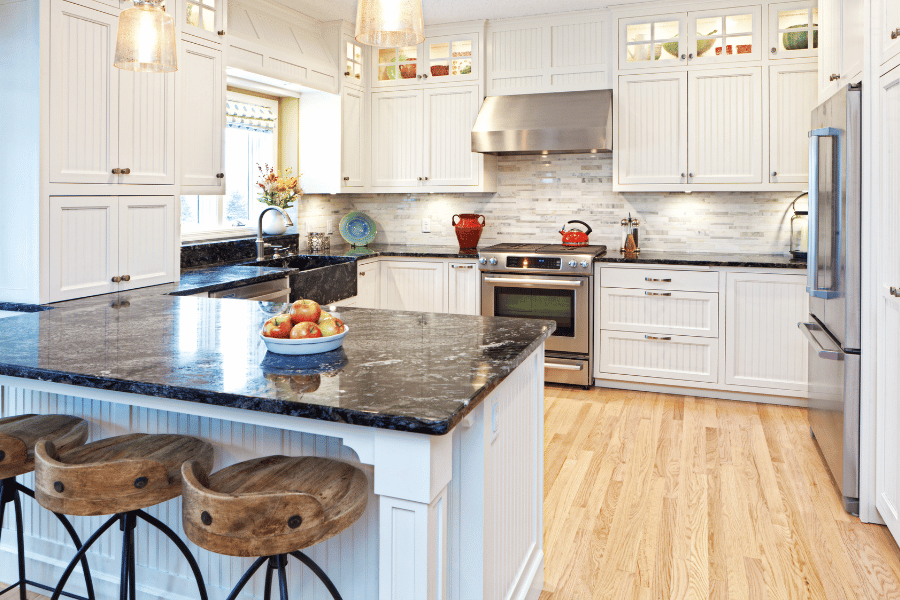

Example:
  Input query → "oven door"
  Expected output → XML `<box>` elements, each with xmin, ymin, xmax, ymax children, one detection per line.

<box><xmin>481</xmin><ymin>273</ymin><xmax>590</xmax><ymax>355</ymax></box>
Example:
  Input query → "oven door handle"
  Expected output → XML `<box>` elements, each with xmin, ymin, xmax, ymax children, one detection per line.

<box><xmin>545</xmin><ymin>362</ymin><xmax>585</xmax><ymax>371</ymax></box>
<box><xmin>482</xmin><ymin>277</ymin><xmax>583</xmax><ymax>287</ymax></box>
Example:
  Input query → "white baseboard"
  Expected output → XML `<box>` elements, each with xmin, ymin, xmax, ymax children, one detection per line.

<box><xmin>593</xmin><ymin>379</ymin><xmax>808</xmax><ymax>407</ymax></box>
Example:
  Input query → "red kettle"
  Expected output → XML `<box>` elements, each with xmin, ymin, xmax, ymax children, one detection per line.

<box><xmin>559</xmin><ymin>220</ymin><xmax>593</xmax><ymax>247</ymax></box>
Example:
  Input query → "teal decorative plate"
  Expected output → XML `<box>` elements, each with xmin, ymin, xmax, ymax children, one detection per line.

<box><xmin>339</xmin><ymin>212</ymin><xmax>377</xmax><ymax>246</ymax></box>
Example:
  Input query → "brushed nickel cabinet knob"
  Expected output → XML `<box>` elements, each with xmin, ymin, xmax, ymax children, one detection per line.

<box><xmin>772</xmin><ymin>171</ymin><xmax>777</xmax><ymax>176</ymax></box>
<box><xmin>121</xmin><ymin>168</ymin><xmax>130</xmax><ymax>175</ymax></box>
<box><xmin>112</xmin><ymin>168</ymin><xmax>121</xmax><ymax>175</ymax></box>
<box><xmin>111</xmin><ymin>276</ymin><xmax>121</xmax><ymax>283</ymax></box>
<box><xmin>121</xmin><ymin>275</ymin><xmax>131</xmax><ymax>282</ymax></box>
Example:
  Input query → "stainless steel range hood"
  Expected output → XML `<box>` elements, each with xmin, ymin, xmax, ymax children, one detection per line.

<box><xmin>471</xmin><ymin>90</ymin><xmax>612</xmax><ymax>156</ymax></box>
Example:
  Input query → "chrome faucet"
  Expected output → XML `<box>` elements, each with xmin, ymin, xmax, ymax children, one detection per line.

<box><xmin>256</xmin><ymin>206</ymin><xmax>289</xmax><ymax>260</ymax></box>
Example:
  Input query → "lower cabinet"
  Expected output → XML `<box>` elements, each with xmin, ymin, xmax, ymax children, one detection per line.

<box><xmin>356</xmin><ymin>260</ymin><xmax>380</xmax><ymax>308</ymax></box>
<box><xmin>380</xmin><ymin>260</ymin><xmax>447</xmax><ymax>313</ymax></box>
<box><xmin>447</xmin><ymin>262</ymin><xmax>480</xmax><ymax>315</ymax></box>
<box><xmin>598</xmin><ymin>330</ymin><xmax>719</xmax><ymax>383</ymax></box>
<box><xmin>49</xmin><ymin>196</ymin><xmax>176</xmax><ymax>302</ymax></box>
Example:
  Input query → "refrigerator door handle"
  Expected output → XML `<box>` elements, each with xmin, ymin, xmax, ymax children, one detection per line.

<box><xmin>808</xmin><ymin>126</ymin><xmax>842</xmax><ymax>300</ymax></box>
<box><xmin>799</xmin><ymin>322</ymin><xmax>845</xmax><ymax>360</ymax></box>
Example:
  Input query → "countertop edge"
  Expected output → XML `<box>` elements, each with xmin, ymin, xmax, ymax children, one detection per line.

<box><xmin>595</xmin><ymin>255</ymin><xmax>807</xmax><ymax>269</ymax></box>
<box><xmin>167</xmin><ymin>268</ymin><xmax>298</xmax><ymax>296</ymax></box>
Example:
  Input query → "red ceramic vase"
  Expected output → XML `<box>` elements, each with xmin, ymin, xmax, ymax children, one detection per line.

<box><xmin>452</xmin><ymin>214</ymin><xmax>485</xmax><ymax>250</ymax></box>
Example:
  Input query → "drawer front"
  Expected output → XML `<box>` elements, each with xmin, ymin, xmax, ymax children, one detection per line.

<box><xmin>600</xmin><ymin>288</ymin><xmax>719</xmax><ymax>337</ymax></box>
<box><xmin>600</xmin><ymin>267</ymin><xmax>719</xmax><ymax>292</ymax></box>
<box><xmin>599</xmin><ymin>330</ymin><xmax>719</xmax><ymax>383</ymax></box>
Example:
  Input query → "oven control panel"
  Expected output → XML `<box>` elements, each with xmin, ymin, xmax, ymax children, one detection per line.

<box><xmin>478</xmin><ymin>252</ymin><xmax>595</xmax><ymax>274</ymax></box>
<box><xmin>506</xmin><ymin>256</ymin><xmax>561</xmax><ymax>270</ymax></box>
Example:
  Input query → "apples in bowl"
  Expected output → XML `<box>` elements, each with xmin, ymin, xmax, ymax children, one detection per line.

<box><xmin>261</xmin><ymin>300</ymin><xmax>348</xmax><ymax>355</ymax></box>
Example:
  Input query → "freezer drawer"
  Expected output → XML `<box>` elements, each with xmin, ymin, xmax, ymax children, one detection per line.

<box><xmin>799</xmin><ymin>319</ymin><xmax>860</xmax><ymax>513</ymax></box>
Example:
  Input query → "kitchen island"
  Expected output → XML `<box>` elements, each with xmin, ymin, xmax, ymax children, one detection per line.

<box><xmin>0</xmin><ymin>297</ymin><xmax>553</xmax><ymax>600</ymax></box>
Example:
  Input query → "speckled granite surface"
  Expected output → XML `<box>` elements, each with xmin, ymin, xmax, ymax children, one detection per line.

<box><xmin>0</xmin><ymin>298</ymin><xmax>554</xmax><ymax>434</ymax></box>
<box><xmin>168</xmin><ymin>265</ymin><xmax>298</xmax><ymax>296</ymax></box>
<box><xmin>0</xmin><ymin>302</ymin><xmax>53</xmax><ymax>313</ymax></box>
<box><xmin>595</xmin><ymin>249</ymin><xmax>808</xmax><ymax>269</ymax></box>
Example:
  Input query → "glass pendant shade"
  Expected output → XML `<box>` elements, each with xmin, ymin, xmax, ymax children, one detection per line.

<box><xmin>355</xmin><ymin>0</ymin><xmax>424</xmax><ymax>47</ymax></box>
<box><xmin>114</xmin><ymin>1</ymin><xmax>177</xmax><ymax>73</ymax></box>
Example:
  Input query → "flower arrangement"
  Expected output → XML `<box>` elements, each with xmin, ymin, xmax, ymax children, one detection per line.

<box><xmin>256</xmin><ymin>164</ymin><xmax>303</xmax><ymax>210</ymax></box>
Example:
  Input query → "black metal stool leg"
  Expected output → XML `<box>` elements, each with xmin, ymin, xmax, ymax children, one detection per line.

<box><xmin>263</xmin><ymin>557</ymin><xmax>276</xmax><ymax>600</ymax></box>
<box><xmin>223</xmin><ymin>557</ymin><xmax>268</xmax><ymax>600</ymax></box>
<box><xmin>134</xmin><ymin>509</ymin><xmax>209</xmax><ymax>600</ymax></box>
<box><xmin>276</xmin><ymin>554</ymin><xmax>289</xmax><ymax>600</ymax></box>
<box><xmin>51</xmin><ymin>515</ymin><xmax>120</xmax><ymax>600</ymax></box>
<box><xmin>289</xmin><ymin>551</ymin><xmax>344</xmax><ymax>600</ymax></box>
<box><xmin>15</xmin><ymin>484</ymin><xmax>97</xmax><ymax>600</ymax></box>
<box><xmin>118</xmin><ymin>513</ymin><xmax>138</xmax><ymax>600</ymax></box>
<box><xmin>12</xmin><ymin>488</ymin><xmax>27</xmax><ymax>600</ymax></box>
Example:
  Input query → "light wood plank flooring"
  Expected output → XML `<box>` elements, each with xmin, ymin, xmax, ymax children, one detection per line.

<box><xmin>541</xmin><ymin>385</ymin><xmax>900</xmax><ymax>600</ymax></box>
<box><xmin>5</xmin><ymin>387</ymin><xmax>900</xmax><ymax>600</ymax></box>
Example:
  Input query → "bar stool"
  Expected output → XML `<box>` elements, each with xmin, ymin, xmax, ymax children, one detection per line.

<box><xmin>0</xmin><ymin>414</ymin><xmax>95</xmax><ymax>600</ymax></box>
<box><xmin>33</xmin><ymin>433</ymin><xmax>215</xmax><ymax>600</ymax></box>
<box><xmin>181</xmin><ymin>455</ymin><xmax>368</xmax><ymax>600</ymax></box>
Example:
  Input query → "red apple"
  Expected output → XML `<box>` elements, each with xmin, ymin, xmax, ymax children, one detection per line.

<box><xmin>290</xmin><ymin>322</ymin><xmax>322</xmax><ymax>339</ymax></box>
<box><xmin>262</xmin><ymin>315</ymin><xmax>293</xmax><ymax>339</ymax></box>
<box><xmin>289</xmin><ymin>299</ymin><xmax>321</xmax><ymax>324</ymax></box>
<box><xmin>317</xmin><ymin>310</ymin><xmax>332</xmax><ymax>324</ymax></box>
<box><xmin>318</xmin><ymin>317</ymin><xmax>345</xmax><ymax>337</ymax></box>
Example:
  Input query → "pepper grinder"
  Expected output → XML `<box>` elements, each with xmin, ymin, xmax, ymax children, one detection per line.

<box><xmin>620</xmin><ymin>216</ymin><xmax>641</xmax><ymax>253</ymax></box>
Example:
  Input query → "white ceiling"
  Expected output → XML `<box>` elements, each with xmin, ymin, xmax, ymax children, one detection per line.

<box><xmin>272</xmin><ymin>0</ymin><xmax>607</xmax><ymax>26</ymax></box>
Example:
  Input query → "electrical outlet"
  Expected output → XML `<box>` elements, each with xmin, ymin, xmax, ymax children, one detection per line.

<box><xmin>326</xmin><ymin>218</ymin><xmax>333</xmax><ymax>234</ymax></box>
<box><xmin>422</xmin><ymin>218</ymin><xmax>431</xmax><ymax>233</ymax></box>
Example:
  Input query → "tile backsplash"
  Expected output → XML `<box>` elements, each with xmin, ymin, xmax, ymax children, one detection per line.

<box><xmin>294</xmin><ymin>154</ymin><xmax>802</xmax><ymax>255</ymax></box>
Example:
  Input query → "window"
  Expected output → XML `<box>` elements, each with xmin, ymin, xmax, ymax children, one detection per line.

<box><xmin>181</xmin><ymin>92</ymin><xmax>279</xmax><ymax>238</ymax></box>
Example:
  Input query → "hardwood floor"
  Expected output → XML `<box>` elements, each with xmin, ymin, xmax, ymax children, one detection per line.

<box><xmin>541</xmin><ymin>385</ymin><xmax>900</xmax><ymax>600</ymax></box>
<box><xmin>5</xmin><ymin>387</ymin><xmax>900</xmax><ymax>600</ymax></box>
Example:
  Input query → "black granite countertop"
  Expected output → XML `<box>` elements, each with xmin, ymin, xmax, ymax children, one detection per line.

<box><xmin>0</xmin><ymin>297</ymin><xmax>554</xmax><ymax>435</ymax></box>
<box><xmin>167</xmin><ymin>265</ymin><xmax>297</xmax><ymax>296</ymax></box>
<box><xmin>595</xmin><ymin>249</ymin><xmax>807</xmax><ymax>269</ymax></box>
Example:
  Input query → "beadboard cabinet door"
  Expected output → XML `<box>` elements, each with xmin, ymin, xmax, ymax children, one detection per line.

<box><xmin>447</xmin><ymin>262</ymin><xmax>480</xmax><ymax>315</ymax></box>
<box><xmin>617</xmin><ymin>72</ymin><xmax>688</xmax><ymax>185</ymax></box>
<box><xmin>599</xmin><ymin>330</ymin><xmax>719</xmax><ymax>383</ymax></box>
<box><xmin>341</xmin><ymin>87</ymin><xmax>366</xmax><ymax>188</ymax></box>
<box><xmin>725</xmin><ymin>272</ymin><xmax>809</xmax><ymax>391</ymax></box>
<box><xmin>118</xmin><ymin>70</ymin><xmax>176</xmax><ymax>185</ymax></box>
<box><xmin>180</xmin><ymin>39</ymin><xmax>225</xmax><ymax>192</ymax></box>
<box><xmin>600</xmin><ymin>288</ymin><xmax>719</xmax><ymax>337</ymax></box>
<box><xmin>49</xmin><ymin>197</ymin><xmax>120</xmax><ymax>302</ymax></box>
<box><xmin>379</xmin><ymin>261</ymin><xmax>446</xmax><ymax>313</ymax></box>
<box><xmin>424</xmin><ymin>85</ymin><xmax>480</xmax><ymax>186</ymax></box>
<box><xmin>688</xmin><ymin>67</ymin><xmax>762</xmax><ymax>184</ymax></box>
<box><xmin>371</xmin><ymin>90</ymin><xmax>424</xmax><ymax>187</ymax></box>
<box><xmin>49</xmin><ymin>0</ymin><xmax>119</xmax><ymax>185</ymax></box>
<box><xmin>770</xmin><ymin>62</ymin><xmax>819</xmax><ymax>184</ymax></box>
<box><xmin>118</xmin><ymin>196</ymin><xmax>175</xmax><ymax>291</ymax></box>
<box><xmin>356</xmin><ymin>260</ymin><xmax>381</xmax><ymax>309</ymax></box>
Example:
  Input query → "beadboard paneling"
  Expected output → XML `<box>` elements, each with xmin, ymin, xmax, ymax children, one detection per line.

<box><xmin>424</xmin><ymin>86</ymin><xmax>480</xmax><ymax>186</ymax></box>
<box><xmin>379</xmin><ymin>260</ymin><xmax>446</xmax><ymax>312</ymax></box>
<box><xmin>118</xmin><ymin>68</ymin><xmax>175</xmax><ymax>184</ymax></box>
<box><xmin>599</xmin><ymin>330</ymin><xmax>718</xmax><ymax>383</ymax></box>
<box><xmin>770</xmin><ymin>63</ymin><xmax>819</xmax><ymax>183</ymax></box>
<box><xmin>600</xmin><ymin>288</ymin><xmax>719</xmax><ymax>337</ymax></box>
<box><xmin>551</xmin><ymin>21</ymin><xmax>602</xmax><ymax>68</ymax></box>
<box><xmin>371</xmin><ymin>90</ymin><xmax>423</xmax><ymax>187</ymax></box>
<box><xmin>491</xmin><ymin>27</ymin><xmax>543</xmax><ymax>72</ymax></box>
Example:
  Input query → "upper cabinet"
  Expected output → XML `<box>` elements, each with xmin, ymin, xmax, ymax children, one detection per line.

<box><xmin>769</xmin><ymin>1</ymin><xmax>819</xmax><ymax>59</ymax></box>
<box><xmin>818</xmin><ymin>0</ymin><xmax>861</xmax><ymax>99</ymax></box>
<box><xmin>880</xmin><ymin>0</ymin><xmax>900</xmax><ymax>66</ymax></box>
<box><xmin>180</xmin><ymin>38</ymin><xmax>225</xmax><ymax>193</ymax></box>
<box><xmin>373</xmin><ymin>33</ymin><xmax>479</xmax><ymax>87</ymax></box>
<box><xmin>182</xmin><ymin>0</ymin><xmax>226</xmax><ymax>45</ymax></box>
<box><xmin>486</xmin><ymin>11</ymin><xmax>609</xmax><ymax>95</ymax></box>
<box><xmin>620</xmin><ymin>15</ymin><xmax>687</xmax><ymax>69</ymax></box>
<box><xmin>344</xmin><ymin>37</ymin><xmax>366</xmax><ymax>87</ymax></box>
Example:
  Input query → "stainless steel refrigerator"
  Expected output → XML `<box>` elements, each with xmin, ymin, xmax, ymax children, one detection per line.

<box><xmin>800</xmin><ymin>83</ymin><xmax>861</xmax><ymax>515</ymax></box>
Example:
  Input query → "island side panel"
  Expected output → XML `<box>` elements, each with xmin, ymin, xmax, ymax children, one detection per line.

<box><xmin>0</xmin><ymin>386</ymin><xmax>379</xmax><ymax>600</ymax></box>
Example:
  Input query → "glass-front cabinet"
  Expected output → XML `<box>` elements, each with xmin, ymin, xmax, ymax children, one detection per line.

<box><xmin>373</xmin><ymin>33</ymin><xmax>479</xmax><ymax>87</ymax></box>
<box><xmin>182</xmin><ymin>0</ymin><xmax>225</xmax><ymax>44</ymax></box>
<box><xmin>769</xmin><ymin>1</ymin><xmax>819</xmax><ymax>59</ymax></box>
<box><xmin>344</xmin><ymin>38</ymin><xmax>365</xmax><ymax>86</ymax></box>
<box><xmin>619</xmin><ymin>15</ymin><xmax>688</xmax><ymax>69</ymax></box>
<box><xmin>686</xmin><ymin>6</ymin><xmax>762</xmax><ymax>64</ymax></box>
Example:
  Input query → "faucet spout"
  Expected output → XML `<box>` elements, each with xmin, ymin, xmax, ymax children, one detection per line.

<box><xmin>257</xmin><ymin>206</ymin><xmax>289</xmax><ymax>260</ymax></box>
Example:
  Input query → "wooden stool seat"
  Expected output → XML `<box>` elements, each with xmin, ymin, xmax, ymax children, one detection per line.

<box><xmin>35</xmin><ymin>433</ymin><xmax>214</xmax><ymax>516</ymax></box>
<box><xmin>0</xmin><ymin>414</ymin><xmax>88</xmax><ymax>480</ymax></box>
<box><xmin>182</xmin><ymin>455</ymin><xmax>368</xmax><ymax>558</ymax></box>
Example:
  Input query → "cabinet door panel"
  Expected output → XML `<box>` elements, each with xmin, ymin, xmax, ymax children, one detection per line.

<box><xmin>768</xmin><ymin>1</ymin><xmax>819</xmax><ymax>60</ymax></box>
<box><xmin>725</xmin><ymin>272</ymin><xmax>809</xmax><ymax>391</ymax></box>
<box><xmin>119</xmin><ymin>70</ymin><xmax>176</xmax><ymax>184</ymax></box>
<box><xmin>379</xmin><ymin>261</ymin><xmax>446</xmax><ymax>313</ymax></box>
<box><xmin>686</xmin><ymin>6</ymin><xmax>762</xmax><ymax>65</ymax></box>
<box><xmin>49</xmin><ymin>0</ymin><xmax>119</xmax><ymax>184</ymax></box>
<box><xmin>118</xmin><ymin>196</ymin><xmax>175</xmax><ymax>290</ymax></box>
<box><xmin>618</xmin><ymin>14</ymin><xmax>688</xmax><ymax>71</ymax></box>
<box><xmin>840</xmin><ymin>0</ymin><xmax>862</xmax><ymax>78</ymax></box>
<box><xmin>424</xmin><ymin>85</ymin><xmax>480</xmax><ymax>186</ymax></box>
<box><xmin>371</xmin><ymin>90</ymin><xmax>423</xmax><ymax>187</ymax></box>
<box><xmin>600</xmin><ymin>288</ymin><xmax>718</xmax><ymax>337</ymax></box>
<box><xmin>770</xmin><ymin>63</ymin><xmax>818</xmax><ymax>184</ymax></box>
<box><xmin>599</xmin><ymin>330</ymin><xmax>718</xmax><ymax>383</ymax></box>
<box><xmin>447</xmin><ymin>262</ymin><xmax>480</xmax><ymax>315</ymax></box>
<box><xmin>618</xmin><ymin>72</ymin><xmax>688</xmax><ymax>185</ymax></box>
<box><xmin>49</xmin><ymin>197</ymin><xmax>119</xmax><ymax>302</ymax></box>
<box><xmin>356</xmin><ymin>261</ymin><xmax>380</xmax><ymax>309</ymax></box>
<box><xmin>181</xmin><ymin>39</ymin><xmax>224</xmax><ymax>190</ymax></box>
<box><xmin>819</xmin><ymin>0</ymin><xmax>841</xmax><ymax>98</ymax></box>
<box><xmin>688</xmin><ymin>67</ymin><xmax>762</xmax><ymax>183</ymax></box>
<box><xmin>342</xmin><ymin>88</ymin><xmax>365</xmax><ymax>188</ymax></box>
<box><xmin>881</xmin><ymin>0</ymin><xmax>900</xmax><ymax>66</ymax></box>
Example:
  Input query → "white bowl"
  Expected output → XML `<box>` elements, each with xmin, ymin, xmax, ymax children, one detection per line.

<box><xmin>260</xmin><ymin>325</ymin><xmax>349</xmax><ymax>355</ymax></box>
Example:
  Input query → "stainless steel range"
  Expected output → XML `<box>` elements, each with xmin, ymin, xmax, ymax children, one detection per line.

<box><xmin>478</xmin><ymin>243</ymin><xmax>607</xmax><ymax>387</ymax></box>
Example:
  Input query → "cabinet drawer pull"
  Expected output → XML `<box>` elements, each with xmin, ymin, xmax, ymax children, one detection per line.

<box><xmin>121</xmin><ymin>275</ymin><xmax>131</xmax><ymax>282</ymax></box>
<box><xmin>680</xmin><ymin>54</ymin><xmax>686</xmax><ymax>59</ymax></box>
<box><xmin>689</xmin><ymin>172</ymin><xmax>694</xmax><ymax>178</ymax></box>
<box><xmin>345</xmin><ymin>71</ymin><xmax>351</xmax><ymax>76</ymax></box>
<box><xmin>417</xmin><ymin>177</ymin><xmax>423</xmax><ymax>181</ymax></box>
<box><xmin>451</xmin><ymin>264</ymin><xmax>474</xmax><ymax>269</ymax></box>
<box><xmin>360</xmin><ymin>272</ymin><xmax>366</xmax><ymax>276</ymax></box>
<box><xmin>343</xmin><ymin>177</ymin><xmax>350</xmax><ymax>181</ymax></box>
<box><xmin>688</xmin><ymin>53</ymin><xmax>694</xmax><ymax>59</ymax></box>
<box><xmin>216</xmin><ymin>173</ymin><xmax>225</xmax><ymax>179</ymax></box>
<box><xmin>121</xmin><ymin>168</ymin><xmax>130</xmax><ymax>175</ymax></box>
<box><xmin>218</xmin><ymin>30</ymin><xmax>225</xmax><ymax>36</ymax></box>
<box><xmin>830</xmin><ymin>74</ymin><xmax>840</xmax><ymax>81</ymax></box>
<box><xmin>645</xmin><ymin>277</ymin><xmax>672</xmax><ymax>282</ymax></box>
<box><xmin>645</xmin><ymin>335</ymin><xmax>672</xmax><ymax>341</ymax></box>
<box><xmin>772</xmin><ymin>171</ymin><xmax>778</xmax><ymax>176</ymax></box>
<box><xmin>112</xmin><ymin>168</ymin><xmax>121</xmax><ymax>175</ymax></box>
<box><xmin>771</xmin><ymin>47</ymin><xmax>777</xmax><ymax>53</ymax></box>
<box><xmin>644</xmin><ymin>291</ymin><xmax>672</xmax><ymax>296</ymax></box>
<box><xmin>892</xmin><ymin>28</ymin><xmax>900</xmax><ymax>39</ymax></box>
<box><xmin>891</xmin><ymin>287</ymin><xmax>900</xmax><ymax>297</ymax></box>
<box><xmin>111</xmin><ymin>276</ymin><xmax>121</xmax><ymax>283</ymax></box>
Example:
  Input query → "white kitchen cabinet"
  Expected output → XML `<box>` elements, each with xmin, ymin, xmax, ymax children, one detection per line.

<box><xmin>48</xmin><ymin>196</ymin><xmax>176</xmax><ymax>302</ymax></box>
<box><xmin>371</xmin><ymin>90</ymin><xmax>424</xmax><ymax>187</ymax></box>
<box><xmin>447</xmin><ymin>262</ymin><xmax>480</xmax><ymax>315</ymax></box>
<box><xmin>180</xmin><ymin>38</ymin><xmax>225</xmax><ymax>192</ymax></box>
<box><xmin>181</xmin><ymin>0</ymin><xmax>226</xmax><ymax>45</ymax></box>
<box><xmin>600</xmin><ymin>288</ymin><xmax>719</xmax><ymax>337</ymax></box>
<box><xmin>356</xmin><ymin>260</ymin><xmax>381</xmax><ymax>309</ymax></box>
<box><xmin>880</xmin><ymin>0</ymin><xmax>900</xmax><ymax>66</ymax></box>
<box><xmin>818</xmin><ymin>0</ymin><xmax>859</xmax><ymax>98</ymax></box>
<box><xmin>724</xmin><ymin>272</ymin><xmax>809</xmax><ymax>391</ymax></box>
<box><xmin>380</xmin><ymin>261</ymin><xmax>447</xmax><ymax>313</ymax></box>
<box><xmin>373</xmin><ymin>33</ymin><xmax>478</xmax><ymax>88</ymax></box>
<box><xmin>839</xmin><ymin>0</ymin><xmax>862</xmax><ymax>79</ymax></box>
<box><xmin>48</xmin><ymin>0</ymin><xmax>175</xmax><ymax>186</ymax></box>
<box><xmin>617</xmin><ymin>72</ymin><xmax>688</xmax><ymax>185</ymax></box>
<box><xmin>341</xmin><ymin>88</ymin><xmax>366</xmax><ymax>188</ymax></box>
<box><xmin>770</xmin><ymin>62</ymin><xmax>819</xmax><ymax>183</ymax></box>
<box><xmin>424</xmin><ymin>85</ymin><xmax>481</xmax><ymax>186</ymax></box>
<box><xmin>343</xmin><ymin>36</ymin><xmax>366</xmax><ymax>87</ymax></box>
<box><xmin>688</xmin><ymin>67</ymin><xmax>762</xmax><ymax>184</ymax></box>
<box><xmin>768</xmin><ymin>1</ymin><xmax>819</xmax><ymax>59</ymax></box>
<box><xmin>619</xmin><ymin>14</ymin><xmax>688</xmax><ymax>71</ymax></box>
<box><xmin>686</xmin><ymin>6</ymin><xmax>762</xmax><ymax>65</ymax></box>
<box><xmin>599</xmin><ymin>330</ymin><xmax>719</xmax><ymax>383</ymax></box>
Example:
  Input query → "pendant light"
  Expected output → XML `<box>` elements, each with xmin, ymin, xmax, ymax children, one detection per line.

<box><xmin>114</xmin><ymin>1</ymin><xmax>177</xmax><ymax>73</ymax></box>
<box><xmin>355</xmin><ymin>0</ymin><xmax>424</xmax><ymax>47</ymax></box>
